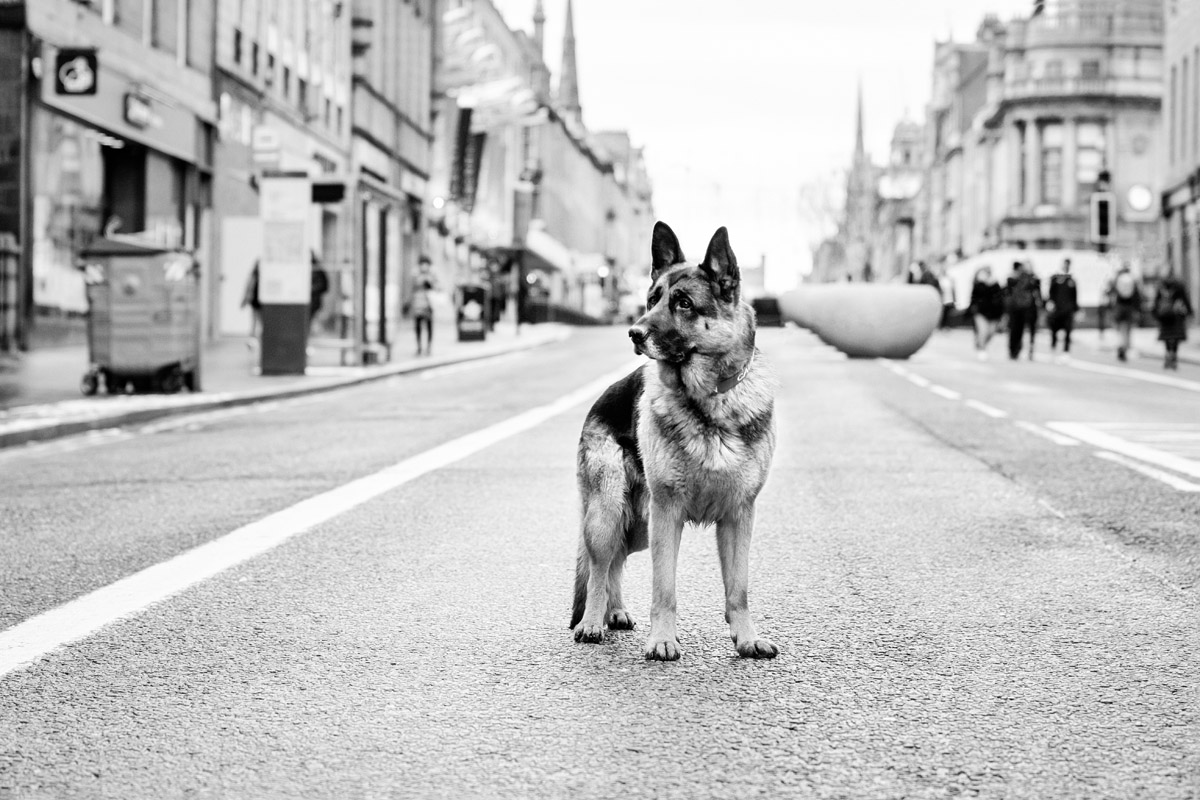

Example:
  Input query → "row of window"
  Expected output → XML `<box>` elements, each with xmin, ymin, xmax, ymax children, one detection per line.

<box><xmin>1168</xmin><ymin>49</ymin><xmax>1200</xmax><ymax>166</ymax></box>
<box><xmin>84</xmin><ymin>0</ymin><xmax>201</xmax><ymax>68</ymax></box>
<box><xmin>1019</xmin><ymin>120</ymin><xmax>1108</xmax><ymax>207</ymax></box>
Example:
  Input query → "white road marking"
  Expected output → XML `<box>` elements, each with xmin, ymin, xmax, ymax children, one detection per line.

<box><xmin>1047</xmin><ymin>422</ymin><xmax>1200</xmax><ymax>480</ymax></box>
<box><xmin>1037</xmin><ymin>499</ymin><xmax>1067</xmax><ymax>519</ymax></box>
<box><xmin>0</xmin><ymin>358</ymin><xmax>645</xmax><ymax>678</ymax></box>
<box><xmin>1093</xmin><ymin>451</ymin><xmax>1200</xmax><ymax>492</ymax></box>
<box><xmin>1066</xmin><ymin>358</ymin><xmax>1200</xmax><ymax>393</ymax></box>
<box><xmin>1014</xmin><ymin>421</ymin><xmax>1081</xmax><ymax>447</ymax></box>
<box><xmin>928</xmin><ymin>385</ymin><xmax>962</xmax><ymax>400</ymax></box>
<box><xmin>906</xmin><ymin>374</ymin><xmax>931</xmax><ymax>388</ymax></box>
<box><xmin>964</xmin><ymin>399</ymin><xmax>1009</xmax><ymax>419</ymax></box>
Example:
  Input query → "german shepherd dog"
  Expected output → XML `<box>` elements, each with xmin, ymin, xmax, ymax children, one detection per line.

<box><xmin>570</xmin><ymin>222</ymin><xmax>778</xmax><ymax>661</ymax></box>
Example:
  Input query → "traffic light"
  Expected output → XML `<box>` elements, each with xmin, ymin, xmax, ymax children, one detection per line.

<box><xmin>1090</xmin><ymin>191</ymin><xmax>1115</xmax><ymax>243</ymax></box>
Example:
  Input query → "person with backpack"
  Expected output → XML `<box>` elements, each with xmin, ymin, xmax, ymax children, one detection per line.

<box><xmin>1153</xmin><ymin>272</ymin><xmax>1194</xmax><ymax>370</ymax></box>
<box><xmin>408</xmin><ymin>258</ymin><xmax>437</xmax><ymax>356</ymax></box>
<box><xmin>1003</xmin><ymin>260</ymin><xmax>1043</xmax><ymax>360</ymax></box>
<box><xmin>1046</xmin><ymin>258</ymin><xmax>1079</xmax><ymax>361</ymax></box>
<box><xmin>1110</xmin><ymin>264</ymin><xmax>1143</xmax><ymax>362</ymax></box>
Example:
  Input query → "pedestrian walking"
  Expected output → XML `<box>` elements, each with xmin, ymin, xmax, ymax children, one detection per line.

<box><xmin>1153</xmin><ymin>273</ymin><xmax>1194</xmax><ymax>370</ymax></box>
<box><xmin>1110</xmin><ymin>263</ymin><xmax>1143</xmax><ymax>362</ymax></box>
<box><xmin>408</xmin><ymin>259</ymin><xmax>436</xmax><ymax>356</ymax></box>
<box><xmin>1003</xmin><ymin>260</ymin><xmax>1043</xmax><ymax>360</ymax></box>
<box><xmin>937</xmin><ymin>267</ymin><xmax>957</xmax><ymax>329</ymax></box>
<box><xmin>968</xmin><ymin>265</ymin><xmax>1004</xmax><ymax>360</ymax></box>
<box><xmin>241</xmin><ymin>262</ymin><xmax>261</xmax><ymax>343</ymax></box>
<box><xmin>1046</xmin><ymin>258</ymin><xmax>1079</xmax><ymax>361</ymax></box>
<box><xmin>309</xmin><ymin>253</ymin><xmax>330</xmax><ymax>331</ymax></box>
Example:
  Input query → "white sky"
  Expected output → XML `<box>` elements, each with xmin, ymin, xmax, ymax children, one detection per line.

<box><xmin>491</xmin><ymin>0</ymin><xmax>1034</xmax><ymax>291</ymax></box>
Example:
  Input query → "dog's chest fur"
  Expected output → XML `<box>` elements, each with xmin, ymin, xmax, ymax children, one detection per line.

<box><xmin>637</xmin><ymin>360</ymin><xmax>776</xmax><ymax>522</ymax></box>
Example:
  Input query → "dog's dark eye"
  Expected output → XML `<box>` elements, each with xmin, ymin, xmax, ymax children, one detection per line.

<box><xmin>676</xmin><ymin>296</ymin><xmax>693</xmax><ymax>310</ymax></box>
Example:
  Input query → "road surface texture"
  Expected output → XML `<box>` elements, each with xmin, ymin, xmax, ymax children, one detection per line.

<box><xmin>1</xmin><ymin>326</ymin><xmax>1197</xmax><ymax>799</ymax></box>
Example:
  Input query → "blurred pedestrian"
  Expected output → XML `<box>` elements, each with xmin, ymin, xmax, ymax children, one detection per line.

<box><xmin>1153</xmin><ymin>272</ymin><xmax>1194</xmax><ymax>370</ymax></box>
<box><xmin>309</xmin><ymin>252</ymin><xmax>330</xmax><ymax>332</ymax></box>
<box><xmin>969</xmin><ymin>265</ymin><xmax>1004</xmax><ymax>360</ymax></box>
<box><xmin>937</xmin><ymin>267</ymin><xmax>957</xmax><ymax>329</ymax></box>
<box><xmin>241</xmin><ymin>261</ymin><xmax>261</xmax><ymax>343</ymax></box>
<box><xmin>1046</xmin><ymin>258</ymin><xmax>1079</xmax><ymax>361</ymax></box>
<box><xmin>1110</xmin><ymin>263</ymin><xmax>1143</xmax><ymax>362</ymax></box>
<box><xmin>1003</xmin><ymin>260</ymin><xmax>1043</xmax><ymax>360</ymax></box>
<box><xmin>407</xmin><ymin>257</ymin><xmax>436</xmax><ymax>356</ymax></box>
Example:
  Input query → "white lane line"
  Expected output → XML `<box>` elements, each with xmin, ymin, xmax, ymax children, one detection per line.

<box><xmin>1037</xmin><ymin>499</ymin><xmax>1067</xmax><ymax>519</ymax></box>
<box><xmin>928</xmin><ymin>385</ymin><xmax>962</xmax><ymax>401</ymax></box>
<box><xmin>906</xmin><ymin>374</ymin><xmax>931</xmax><ymax>388</ymax></box>
<box><xmin>964</xmin><ymin>399</ymin><xmax>1009</xmax><ymax>419</ymax></box>
<box><xmin>1048</xmin><ymin>422</ymin><xmax>1200</xmax><ymax>480</ymax></box>
<box><xmin>0</xmin><ymin>358</ymin><xmax>645</xmax><ymax>678</ymax></box>
<box><xmin>1066</xmin><ymin>358</ymin><xmax>1200</xmax><ymax>393</ymax></box>
<box><xmin>1093</xmin><ymin>451</ymin><xmax>1200</xmax><ymax>492</ymax></box>
<box><xmin>1014</xmin><ymin>421</ymin><xmax>1081</xmax><ymax>447</ymax></box>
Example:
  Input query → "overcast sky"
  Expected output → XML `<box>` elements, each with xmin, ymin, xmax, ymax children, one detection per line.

<box><xmin>491</xmin><ymin>0</ymin><xmax>1035</xmax><ymax>290</ymax></box>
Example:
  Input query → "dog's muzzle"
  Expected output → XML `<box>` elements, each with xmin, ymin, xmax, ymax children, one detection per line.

<box><xmin>628</xmin><ymin>326</ymin><xmax>647</xmax><ymax>355</ymax></box>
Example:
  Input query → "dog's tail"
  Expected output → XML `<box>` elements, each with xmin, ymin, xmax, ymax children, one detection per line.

<box><xmin>569</xmin><ymin>537</ymin><xmax>588</xmax><ymax>629</ymax></box>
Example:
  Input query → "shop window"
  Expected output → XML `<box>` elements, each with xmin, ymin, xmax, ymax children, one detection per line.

<box><xmin>1040</xmin><ymin>122</ymin><xmax>1063</xmax><ymax>205</ymax></box>
<box><xmin>1076</xmin><ymin>122</ymin><xmax>1106</xmax><ymax>204</ymax></box>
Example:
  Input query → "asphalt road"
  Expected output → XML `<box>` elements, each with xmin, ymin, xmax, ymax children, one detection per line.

<box><xmin>1</xmin><ymin>325</ymin><xmax>1197</xmax><ymax>799</ymax></box>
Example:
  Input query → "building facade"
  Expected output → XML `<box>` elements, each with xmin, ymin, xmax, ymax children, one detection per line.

<box><xmin>918</xmin><ymin>0</ymin><xmax>1163</xmax><ymax>273</ymax></box>
<box><xmin>1161</xmin><ymin>0</ymin><xmax>1200</xmax><ymax>314</ymax></box>
<box><xmin>0</xmin><ymin>0</ymin><xmax>216</xmax><ymax>351</ymax></box>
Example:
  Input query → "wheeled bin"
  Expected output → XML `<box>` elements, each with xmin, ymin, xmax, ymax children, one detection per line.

<box><xmin>79</xmin><ymin>238</ymin><xmax>202</xmax><ymax>395</ymax></box>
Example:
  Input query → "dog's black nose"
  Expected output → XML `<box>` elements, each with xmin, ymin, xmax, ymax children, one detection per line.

<box><xmin>628</xmin><ymin>327</ymin><xmax>646</xmax><ymax>346</ymax></box>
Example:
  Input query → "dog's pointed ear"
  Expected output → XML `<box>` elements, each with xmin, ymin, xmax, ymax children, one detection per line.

<box><xmin>701</xmin><ymin>226</ymin><xmax>740</xmax><ymax>302</ymax></box>
<box><xmin>650</xmin><ymin>221</ymin><xmax>685</xmax><ymax>281</ymax></box>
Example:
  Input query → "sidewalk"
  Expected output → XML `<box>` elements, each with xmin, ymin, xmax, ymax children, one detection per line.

<box><xmin>1062</xmin><ymin>324</ymin><xmax>1200</xmax><ymax>366</ymax></box>
<box><xmin>0</xmin><ymin>317</ymin><xmax>571</xmax><ymax>450</ymax></box>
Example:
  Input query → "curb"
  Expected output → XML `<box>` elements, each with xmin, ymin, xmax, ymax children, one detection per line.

<box><xmin>0</xmin><ymin>328</ymin><xmax>572</xmax><ymax>452</ymax></box>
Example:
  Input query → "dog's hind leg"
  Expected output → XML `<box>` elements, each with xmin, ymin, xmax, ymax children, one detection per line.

<box><xmin>573</xmin><ymin>503</ymin><xmax>622</xmax><ymax>644</ymax></box>
<box><xmin>716</xmin><ymin>506</ymin><xmax>778</xmax><ymax>659</ymax></box>
<box><xmin>605</xmin><ymin>553</ymin><xmax>635</xmax><ymax>630</ymax></box>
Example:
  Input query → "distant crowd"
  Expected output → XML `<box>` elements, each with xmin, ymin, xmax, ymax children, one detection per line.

<box><xmin>906</xmin><ymin>259</ymin><xmax>1194</xmax><ymax>371</ymax></box>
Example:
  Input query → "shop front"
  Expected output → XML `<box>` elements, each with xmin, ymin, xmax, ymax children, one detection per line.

<box><xmin>11</xmin><ymin>43</ymin><xmax>213</xmax><ymax>348</ymax></box>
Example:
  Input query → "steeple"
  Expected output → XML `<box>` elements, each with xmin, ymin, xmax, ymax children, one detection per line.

<box><xmin>558</xmin><ymin>0</ymin><xmax>581</xmax><ymax>125</ymax></box>
<box><xmin>854</xmin><ymin>79</ymin><xmax>865</xmax><ymax>161</ymax></box>
<box><xmin>533</xmin><ymin>0</ymin><xmax>546</xmax><ymax>57</ymax></box>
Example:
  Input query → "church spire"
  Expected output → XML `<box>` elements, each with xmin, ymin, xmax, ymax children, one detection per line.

<box><xmin>854</xmin><ymin>79</ymin><xmax>865</xmax><ymax>160</ymax></box>
<box><xmin>558</xmin><ymin>0</ymin><xmax>582</xmax><ymax>125</ymax></box>
<box><xmin>533</xmin><ymin>0</ymin><xmax>546</xmax><ymax>57</ymax></box>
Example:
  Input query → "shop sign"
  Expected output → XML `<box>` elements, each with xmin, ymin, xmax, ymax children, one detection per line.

<box><xmin>123</xmin><ymin>93</ymin><xmax>163</xmax><ymax>130</ymax></box>
<box><xmin>55</xmin><ymin>49</ymin><xmax>98</xmax><ymax>96</ymax></box>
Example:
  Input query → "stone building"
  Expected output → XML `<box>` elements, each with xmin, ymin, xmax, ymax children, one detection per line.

<box><xmin>918</xmin><ymin>0</ymin><xmax>1164</xmax><ymax>274</ymax></box>
<box><xmin>0</xmin><ymin>0</ymin><xmax>217</xmax><ymax>351</ymax></box>
<box><xmin>1161</xmin><ymin>0</ymin><xmax>1200</xmax><ymax>313</ymax></box>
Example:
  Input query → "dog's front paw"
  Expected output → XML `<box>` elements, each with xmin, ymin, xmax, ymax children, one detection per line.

<box><xmin>606</xmin><ymin>609</ymin><xmax>636</xmax><ymax>630</ymax></box>
<box><xmin>734</xmin><ymin>636</ymin><xmax>779</xmax><ymax>659</ymax></box>
<box><xmin>573</xmin><ymin>623</ymin><xmax>604</xmax><ymax>644</ymax></box>
<box><xmin>644</xmin><ymin>637</ymin><xmax>681</xmax><ymax>661</ymax></box>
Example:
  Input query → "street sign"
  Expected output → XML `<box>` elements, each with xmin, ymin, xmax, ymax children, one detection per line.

<box><xmin>54</xmin><ymin>49</ymin><xmax>97</xmax><ymax>96</ymax></box>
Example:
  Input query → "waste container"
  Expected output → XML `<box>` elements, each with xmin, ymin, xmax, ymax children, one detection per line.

<box><xmin>457</xmin><ymin>283</ymin><xmax>489</xmax><ymax>342</ymax></box>
<box><xmin>79</xmin><ymin>238</ymin><xmax>202</xmax><ymax>395</ymax></box>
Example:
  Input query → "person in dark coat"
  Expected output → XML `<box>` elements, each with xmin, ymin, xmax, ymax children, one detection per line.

<box><xmin>1153</xmin><ymin>273</ymin><xmax>1194</xmax><ymax>370</ymax></box>
<box><xmin>968</xmin><ymin>265</ymin><xmax>1005</xmax><ymax>360</ymax></box>
<box><xmin>1046</xmin><ymin>258</ymin><xmax>1079</xmax><ymax>360</ymax></box>
<box><xmin>1003</xmin><ymin>260</ymin><xmax>1043</xmax><ymax>360</ymax></box>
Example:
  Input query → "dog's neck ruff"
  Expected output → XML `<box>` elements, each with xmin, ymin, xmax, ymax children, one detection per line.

<box><xmin>714</xmin><ymin>353</ymin><xmax>754</xmax><ymax>395</ymax></box>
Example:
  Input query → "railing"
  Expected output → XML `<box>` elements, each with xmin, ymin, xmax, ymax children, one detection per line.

<box><xmin>1005</xmin><ymin>76</ymin><xmax>1161</xmax><ymax>100</ymax></box>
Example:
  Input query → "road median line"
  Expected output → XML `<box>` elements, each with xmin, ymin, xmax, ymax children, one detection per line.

<box><xmin>0</xmin><ymin>357</ymin><xmax>643</xmax><ymax>679</ymax></box>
